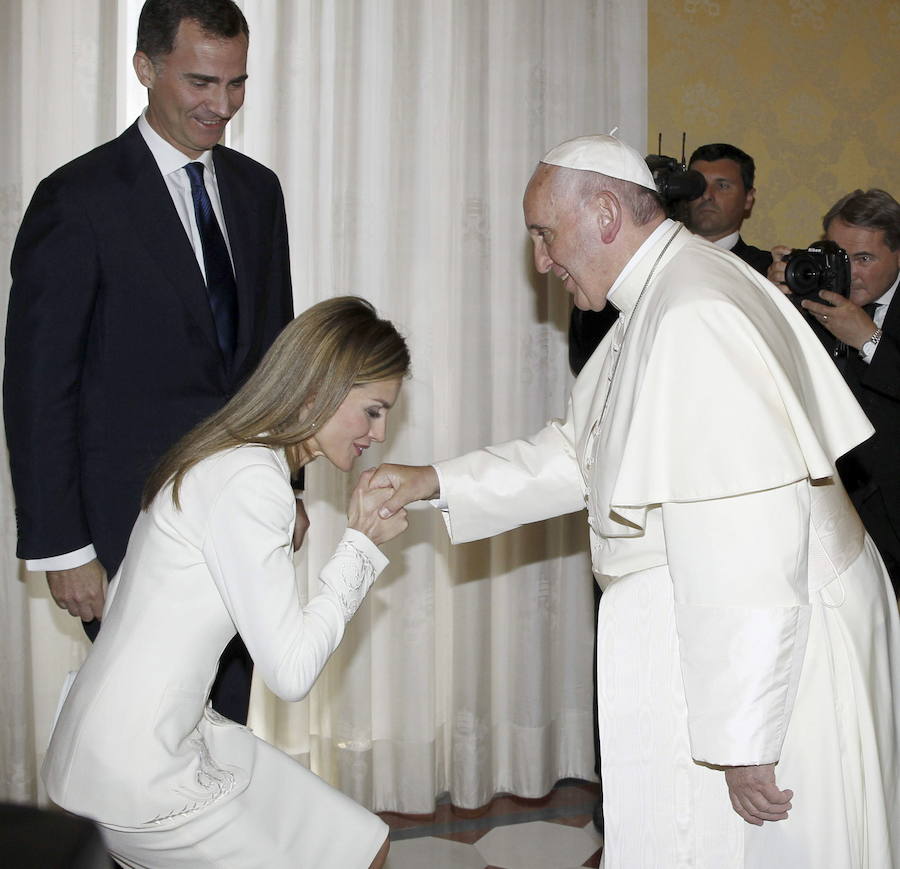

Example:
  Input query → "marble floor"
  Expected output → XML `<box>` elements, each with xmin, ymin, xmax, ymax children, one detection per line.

<box><xmin>379</xmin><ymin>779</ymin><xmax>603</xmax><ymax>869</ymax></box>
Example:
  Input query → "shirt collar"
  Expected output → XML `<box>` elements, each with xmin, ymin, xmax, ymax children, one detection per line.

<box><xmin>712</xmin><ymin>230</ymin><xmax>740</xmax><ymax>251</ymax></box>
<box><xmin>607</xmin><ymin>218</ymin><xmax>676</xmax><ymax>315</ymax></box>
<box><xmin>138</xmin><ymin>109</ymin><xmax>217</xmax><ymax>179</ymax></box>
<box><xmin>875</xmin><ymin>273</ymin><xmax>898</xmax><ymax>310</ymax></box>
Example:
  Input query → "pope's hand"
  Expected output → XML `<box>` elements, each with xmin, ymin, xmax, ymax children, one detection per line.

<box><xmin>368</xmin><ymin>464</ymin><xmax>440</xmax><ymax>518</ymax></box>
<box><xmin>724</xmin><ymin>763</ymin><xmax>793</xmax><ymax>826</ymax></box>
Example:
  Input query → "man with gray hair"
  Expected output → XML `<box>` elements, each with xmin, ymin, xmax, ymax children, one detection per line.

<box><xmin>372</xmin><ymin>135</ymin><xmax>900</xmax><ymax>866</ymax></box>
<box><xmin>769</xmin><ymin>188</ymin><xmax>900</xmax><ymax>597</ymax></box>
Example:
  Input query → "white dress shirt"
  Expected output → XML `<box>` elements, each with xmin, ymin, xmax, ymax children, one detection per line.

<box><xmin>139</xmin><ymin>110</ymin><xmax>236</xmax><ymax>281</ymax></box>
<box><xmin>711</xmin><ymin>229</ymin><xmax>740</xmax><ymax>251</ymax></box>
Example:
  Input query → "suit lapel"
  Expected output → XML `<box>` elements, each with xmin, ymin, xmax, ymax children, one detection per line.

<box><xmin>114</xmin><ymin>124</ymin><xmax>224</xmax><ymax>362</ymax></box>
<box><xmin>881</xmin><ymin>292</ymin><xmax>900</xmax><ymax>333</ymax></box>
<box><xmin>214</xmin><ymin>147</ymin><xmax>258</xmax><ymax>379</ymax></box>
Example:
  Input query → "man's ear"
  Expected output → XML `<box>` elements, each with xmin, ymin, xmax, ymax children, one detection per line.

<box><xmin>133</xmin><ymin>51</ymin><xmax>156</xmax><ymax>88</ymax></box>
<box><xmin>596</xmin><ymin>192</ymin><xmax>622</xmax><ymax>244</ymax></box>
<box><xmin>744</xmin><ymin>187</ymin><xmax>757</xmax><ymax>219</ymax></box>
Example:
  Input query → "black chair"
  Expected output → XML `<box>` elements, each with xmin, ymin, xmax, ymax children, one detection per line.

<box><xmin>0</xmin><ymin>802</ymin><xmax>114</xmax><ymax>868</ymax></box>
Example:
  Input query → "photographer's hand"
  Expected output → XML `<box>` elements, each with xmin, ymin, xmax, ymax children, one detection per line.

<box><xmin>767</xmin><ymin>245</ymin><xmax>792</xmax><ymax>294</ymax></box>
<box><xmin>801</xmin><ymin>292</ymin><xmax>876</xmax><ymax>350</ymax></box>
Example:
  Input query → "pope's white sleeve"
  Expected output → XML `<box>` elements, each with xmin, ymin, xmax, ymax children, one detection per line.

<box><xmin>202</xmin><ymin>464</ymin><xmax>387</xmax><ymax>702</ymax></box>
<box><xmin>661</xmin><ymin>479</ymin><xmax>812</xmax><ymax>766</ymax></box>
<box><xmin>435</xmin><ymin>416</ymin><xmax>585</xmax><ymax>544</ymax></box>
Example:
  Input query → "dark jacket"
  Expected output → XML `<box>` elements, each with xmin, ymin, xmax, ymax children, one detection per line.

<box><xmin>4</xmin><ymin>121</ymin><xmax>293</xmax><ymax>576</ymax></box>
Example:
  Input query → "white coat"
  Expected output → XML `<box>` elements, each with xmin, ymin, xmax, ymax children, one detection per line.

<box><xmin>42</xmin><ymin>445</ymin><xmax>388</xmax><ymax>868</ymax></box>
<box><xmin>435</xmin><ymin>222</ymin><xmax>900</xmax><ymax>868</ymax></box>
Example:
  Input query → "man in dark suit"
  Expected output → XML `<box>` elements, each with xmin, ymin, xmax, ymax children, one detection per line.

<box><xmin>4</xmin><ymin>0</ymin><xmax>297</xmax><ymax>722</ymax></box>
<box><xmin>770</xmin><ymin>189</ymin><xmax>900</xmax><ymax>596</ymax></box>
<box><xmin>684</xmin><ymin>142</ymin><xmax>773</xmax><ymax>275</ymax></box>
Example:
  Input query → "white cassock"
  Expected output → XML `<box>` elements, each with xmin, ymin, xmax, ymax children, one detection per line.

<box><xmin>436</xmin><ymin>221</ymin><xmax>900</xmax><ymax>868</ymax></box>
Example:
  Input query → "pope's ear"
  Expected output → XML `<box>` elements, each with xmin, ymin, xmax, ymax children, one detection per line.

<box><xmin>133</xmin><ymin>51</ymin><xmax>156</xmax><ymax>88</ymax></box>
<box><xmin>596</xmin><ymin>192</ymin><xmax>622</xmax><ymax>244</ymax></box>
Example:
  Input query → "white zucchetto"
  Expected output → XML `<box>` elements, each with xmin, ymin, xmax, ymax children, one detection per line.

<box><xmin>541</xmin><ymin>134</ymin><xmax>657</xmax><ymax>191</ymax></box>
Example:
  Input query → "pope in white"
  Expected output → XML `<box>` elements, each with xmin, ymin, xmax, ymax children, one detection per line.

<box><xmin>371</xmin><ymin>135</ymin><xmax>900</xmax><ymax>868</ymax></box>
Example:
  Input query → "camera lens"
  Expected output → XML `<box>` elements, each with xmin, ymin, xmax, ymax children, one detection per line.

<box><xmin>784</xmin><ymin>253</ymin><xmax>823</xmax><ymax>296</ymax></box>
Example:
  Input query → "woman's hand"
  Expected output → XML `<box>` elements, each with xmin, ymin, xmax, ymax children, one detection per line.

<box><xmin>347</xmin><ymin>469</ymin><xmax>409</xmax><ymax>545</ymax></box>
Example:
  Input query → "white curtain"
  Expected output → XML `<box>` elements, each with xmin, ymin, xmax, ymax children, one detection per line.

<box><xmin>0</xmin><ymin>0</ymin><xmax>646</xmax><ymax>812</ymax></box>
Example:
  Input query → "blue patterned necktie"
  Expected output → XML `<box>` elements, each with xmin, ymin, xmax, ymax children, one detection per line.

<box><xmin>184</xmin><ymin>162</ymin><xmax>238</xmax><ymax>362</ymax></box>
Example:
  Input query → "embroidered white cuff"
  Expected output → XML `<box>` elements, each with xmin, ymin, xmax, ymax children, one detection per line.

<box><xmin>319</xmin><ymin>528</ymin><xmax>388</xmax><ymax>623</ymax></box>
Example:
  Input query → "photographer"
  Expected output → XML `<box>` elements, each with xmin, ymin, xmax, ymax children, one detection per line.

<box><xmin>769</xmin><ymin>188</ymin><xmax>900</xmax><ymax>595</ymax></box>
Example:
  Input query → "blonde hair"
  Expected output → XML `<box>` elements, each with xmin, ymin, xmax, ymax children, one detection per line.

<box><xmin>142</xmin><ymin>296</ymin><xmax>410</xmax><ymax>508</ymax></box>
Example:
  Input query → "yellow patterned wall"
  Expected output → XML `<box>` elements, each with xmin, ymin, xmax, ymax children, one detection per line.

<box><xmin>648</xmin><ymin>0</ymin><xmax>900</xmax><ymax>251</ymax></box>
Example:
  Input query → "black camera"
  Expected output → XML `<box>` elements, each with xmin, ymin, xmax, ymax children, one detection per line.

<box><xmin>782</xmin><ymin>240</ymin><xmax>851</xmax><ymax>298</ymax></box>
<box><xmin>644</xmin><ymin>135</ymin><xmax>705</xmax><ymax>218</ymax></box>
<box><xmin>645</xmin><ymin>154</ymin><xmax>706</xmax><ymax>209</ymax></box>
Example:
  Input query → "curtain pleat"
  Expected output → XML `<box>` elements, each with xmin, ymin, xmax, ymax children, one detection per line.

<box><xmin>0</xmin><ymin>0</ymin><xmax>646</xmax><ymax>811</ymax></box>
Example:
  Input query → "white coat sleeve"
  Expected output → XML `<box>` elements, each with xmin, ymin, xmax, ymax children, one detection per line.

<box><xmin>201</xmin><ymin>464</ymin><xmax>388</xmax><ymax>702</ymax></box>
<box><xmin>661</xmin><ymin>480</ymin><xmax>812</xmax><ymax>766</ymax></box>
<box><xmin>435</xmin><ymin>416</ymin><xmax>586</xmax><ymax>544</ymax></box>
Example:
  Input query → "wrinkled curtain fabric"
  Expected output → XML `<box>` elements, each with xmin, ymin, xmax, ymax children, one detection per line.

<box><xmin>0</xmin><ymin>0</ymin><xmax>646</xmax><ymax>811</ymax></box>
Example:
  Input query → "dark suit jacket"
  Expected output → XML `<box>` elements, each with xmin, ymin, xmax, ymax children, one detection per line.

<box><xmin>732</xmin><ymin>236</ymin><xmax>773</xmax><ymax>276</ymax></box>
<box><xmin>829</xmin><ymin>293</ymin><xmax>900</xmax><ymax>586</ymax></box>
<box><xmin>4</xmin><ymin>121</ymin><xmax>294</xmax><ymax>576</ymax></box>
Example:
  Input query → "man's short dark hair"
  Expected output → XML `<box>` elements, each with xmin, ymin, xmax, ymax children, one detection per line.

<box><xmin>136</xmin><ymin>0</ymin><xmax>248</xmax><ymax>62</ymax></box>
<box><xmin>823</xmin><ymin>188</ymin><xmax>900</xmax><ymax>251</ymax></box>
<box><xmin>688</xmin><ymin>143</ymin><xmax>756</xmax><ymax>191</ymax></box>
